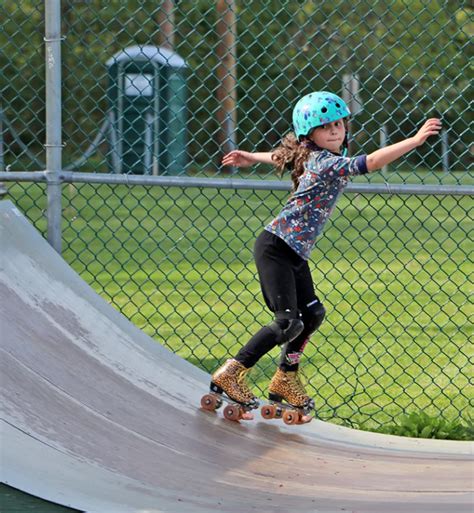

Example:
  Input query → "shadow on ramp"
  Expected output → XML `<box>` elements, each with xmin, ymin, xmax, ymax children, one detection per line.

<box><xmin>0</xmin><ymin>200</ymin><xmax>472</xmax><ymax>513</ymax></box>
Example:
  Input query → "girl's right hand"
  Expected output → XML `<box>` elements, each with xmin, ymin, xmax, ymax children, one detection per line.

<box><xmin>222</xmin><ymin>150</ymin><xmax>257</xmax><ymax>168</ymax></box>
<box><xmin>412</xmin><ymin>118</ymin><xmax>442</xmax><ymax>146</ymax></box>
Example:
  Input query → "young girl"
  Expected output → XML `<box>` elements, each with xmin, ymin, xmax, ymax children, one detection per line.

<box><xmin>208</xmin><ymin>91</ymin><xmax>441</xmax><ymax>421</ymax></box>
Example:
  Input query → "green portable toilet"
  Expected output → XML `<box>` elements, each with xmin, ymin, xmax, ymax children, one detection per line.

<box><xmin>106</xmin><ymin>45</ymin><xmax>188</xmax><ymax>175</ymax></box>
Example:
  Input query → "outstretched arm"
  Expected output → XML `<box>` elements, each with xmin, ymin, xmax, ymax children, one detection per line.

<box><xmin>222</xmin><ymin>150</ymin><xmax>275</xmax><ymax>168</ymax></box>
<box><xmin>366</xmin><ymin>118</ymin><xmax>442</xmax><ymax>173</ymax></box>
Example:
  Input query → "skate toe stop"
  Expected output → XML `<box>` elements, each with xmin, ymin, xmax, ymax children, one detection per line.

<box><xmin>299</xmin><ymin>414</ymin><xmax>313</xmax><ymax>424</ymax></box>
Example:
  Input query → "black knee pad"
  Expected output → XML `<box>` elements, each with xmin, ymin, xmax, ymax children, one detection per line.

<box><xmin>278</xmin><ymin>302</ymin><xmax>325</xmax><ymax>370</ymax></box>
<box><xmin>268</xmin><ymin>317</ymin><xmax>304</xmax><ymax>345</ymax></box>
<box><xmin>303</xmin><ymin>301</ymin><xmax>326</xmax><ymax>334</ymax></box>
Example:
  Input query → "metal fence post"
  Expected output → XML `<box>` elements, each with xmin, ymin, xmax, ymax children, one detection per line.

<box><xmin>0</xmin><ymin>106</ymin><xmax>4</xmax><ymax>172</ymax></box>
<box><xmin>44</xmin><ymin>0</ymin><xmax>63</xmax><ymax>254</ymax></box>
<box><xmin>380</xmin><ymin>124</ymin><xmax>388</xmax><ymax>175</ymax></box>
<box><xmin>441</xmin><ymin>129</ymin><xmax>449</xmax><ymax>173</ymax></box>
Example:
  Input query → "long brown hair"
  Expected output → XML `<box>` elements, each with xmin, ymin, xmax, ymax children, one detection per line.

<box><xmin>271</xmin><ymin>132</ymin><xmax>313</xmax><ymax>191</ymax></box>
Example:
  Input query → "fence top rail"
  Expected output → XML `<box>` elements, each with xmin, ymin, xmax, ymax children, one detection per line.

<box><xmin>0</xmin><ymin>171</ymin><xmax>473</xmax><ymax>196</ymax></box>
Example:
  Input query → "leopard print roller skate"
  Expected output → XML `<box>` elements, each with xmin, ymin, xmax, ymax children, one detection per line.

<box><xmin>200</xmin><ymin>359</ymin><xmax>259</xmax><ymax>421</ymax></box>
<box><xmin>261</xmin><ymin>368</ymin><xmax>315</xmax><ymax>425</ymax></box>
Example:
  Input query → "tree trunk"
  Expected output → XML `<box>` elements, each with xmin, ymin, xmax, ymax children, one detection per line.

<box><xmin>216</xmin><ymin>0</ymin><xmax>237</xmax><ymax>171</ymax></box>
<box><xmin>155</xmin><ymin>0</ymin><xmax>175</xmax><ymax>49</ymax></box>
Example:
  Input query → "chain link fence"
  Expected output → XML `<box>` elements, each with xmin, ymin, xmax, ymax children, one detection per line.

<box><xmin>1</xmin><ymin>1</ymin><xmax>472</xmax><ymax>432</ymax></box>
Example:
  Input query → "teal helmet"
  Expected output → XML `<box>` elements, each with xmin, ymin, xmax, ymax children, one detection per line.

<box><xmin>292</xmin><ymin>91</ymin><xmax>351</xmax><ymax>140</ymax></box>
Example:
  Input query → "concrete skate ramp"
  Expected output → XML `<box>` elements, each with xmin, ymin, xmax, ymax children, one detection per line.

<box><xmin>0</xmin><ymin>199</ymin><xmax>472</xmax><ymax>513</ymax></box>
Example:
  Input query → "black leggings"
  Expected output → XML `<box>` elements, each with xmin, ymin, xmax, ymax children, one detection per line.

<box><xmin>235</xmin><ymin>230</ymin><xmax>322</xmax><ymax>369</ymax></box>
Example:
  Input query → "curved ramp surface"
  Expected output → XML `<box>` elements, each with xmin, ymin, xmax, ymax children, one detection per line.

<box><xmin>0</xmin><ymin>200</ymin><xmax>472</xmax><ymax>513</ymax></box>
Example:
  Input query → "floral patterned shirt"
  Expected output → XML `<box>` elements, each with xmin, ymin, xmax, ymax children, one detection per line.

<box><xmin>265</xmin><ymin>150</ymin><xmax>368</xmax><ymax>260</ymax></box>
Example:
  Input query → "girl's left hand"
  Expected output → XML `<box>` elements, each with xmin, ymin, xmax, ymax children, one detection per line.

<box><xmin>222</xmin><ymin>150</ymin><xmax>257</xmax><ymax>168</ymax></box>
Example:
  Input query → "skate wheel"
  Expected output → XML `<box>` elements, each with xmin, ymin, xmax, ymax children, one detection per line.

<box><xmin>223</xmin><ymin>404</ymin><xmax>241</xmax><ymax>421</ymax></box>
<box><xmin>261</xmin><ymin>404</ymin><xmax>277</xmax><ymax>420</ymax></box>
<box><xmin>282</xmin><ymin>410</ymin><xmax>298</xmax><ymax>425</ymax></box>
<box><xmin>201</xmin><ymin>394</ymin><xmax>219</xmax><ymax>412</ymax></box>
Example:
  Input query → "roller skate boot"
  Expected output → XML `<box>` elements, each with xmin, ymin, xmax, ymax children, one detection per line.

<box><xmin>261</xmin><ymin>368</ymin><xmax>315</xmax><ymax>425</ymax></box>
<box><xmin>200</xmin><ymin>359</ymin><xmax>259</xmax><ymax>421</ymax></box>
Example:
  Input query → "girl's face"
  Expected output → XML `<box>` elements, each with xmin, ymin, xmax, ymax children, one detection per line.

<box><xmin>309</xmin><ymin>119</ymin><xmax>346</xmax><ymax>154</ymax></box>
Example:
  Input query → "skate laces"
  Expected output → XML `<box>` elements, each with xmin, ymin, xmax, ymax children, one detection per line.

<box><xmin>237</xmin><ymin>367</ymin><xmax>258</xmax><ymax>402</ymax></box>
<box><xmin>237</xmin><ymin>368</ymin><xmax>252</xmax><ymax>391</ymax></box>
<box><xmin>287</xmin><ymin>371</ymin><xmax>309</xmax><ymax>400</ymax></box>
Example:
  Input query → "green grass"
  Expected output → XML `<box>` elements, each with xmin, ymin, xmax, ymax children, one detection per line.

<box><xmin>4</xmin><ymin>180</ymin><xmax>473</xmax><ymax>434</ymax></box>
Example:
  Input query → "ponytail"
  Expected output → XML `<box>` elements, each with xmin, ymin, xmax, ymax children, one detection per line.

<box><xmin>272</xmin><ymin>133</ymin><xmax>316</xmax><ymax>191</ymax></box>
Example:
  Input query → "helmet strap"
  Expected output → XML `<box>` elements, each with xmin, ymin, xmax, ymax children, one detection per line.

<box><xmin>342</xmin><ymin>118</ymin><xmax>351</xmax><ymax>156</ymax></box>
